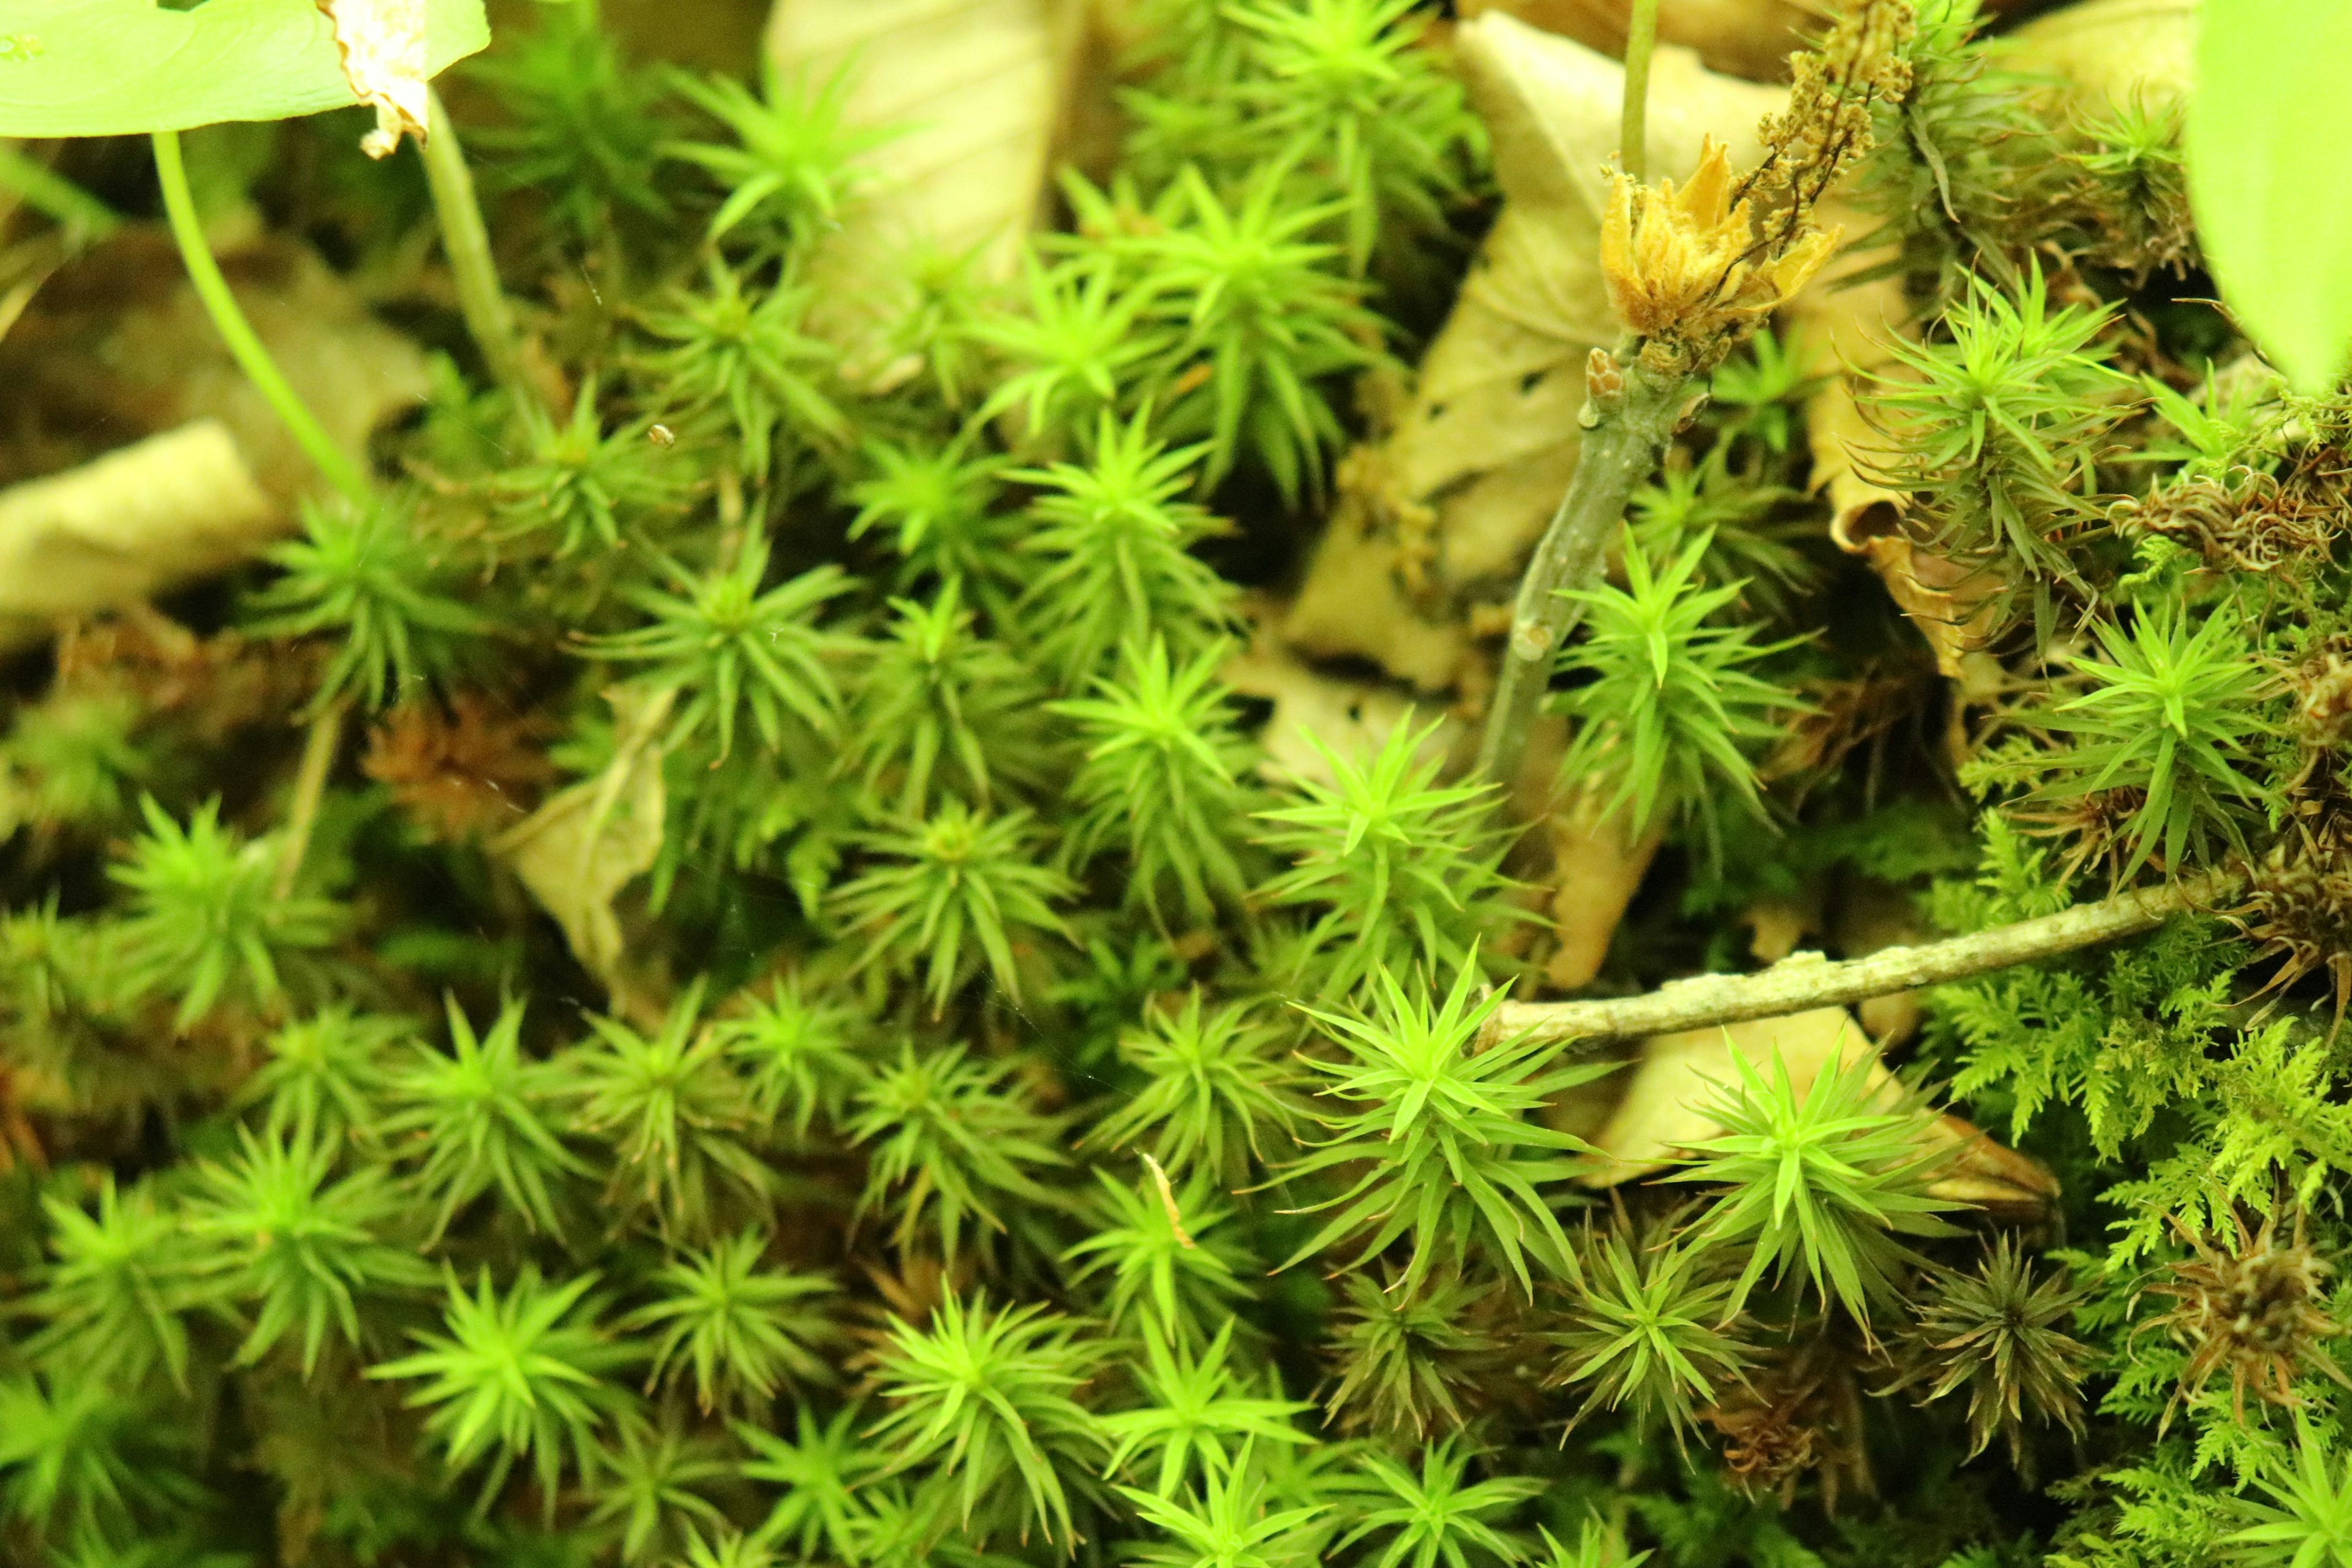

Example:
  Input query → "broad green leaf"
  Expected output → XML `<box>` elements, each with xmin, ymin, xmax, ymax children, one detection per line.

<box><xmin>2187</xmin><ymin>0</ymin><xmax>2352</xmax><ymax>392</ymax></box>
<box><xmin>0</xmin><ymin>0</ymin><xmax>488</xmax><ymax>138</ymax></box>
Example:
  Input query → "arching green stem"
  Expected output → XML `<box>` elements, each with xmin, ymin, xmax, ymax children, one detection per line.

<box><xmin>418</xmin><ymin>89</ymin><xmax>543</xmax><ymax>415</ymax></box>
<box><xmin>151</xmin><ymin>130</ymin><xmax>372</xmax><ymax>506</ymax></box>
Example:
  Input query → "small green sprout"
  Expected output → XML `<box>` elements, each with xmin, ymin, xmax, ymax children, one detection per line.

<box><xmin>585</xmin><ymin>538</ymin><xmax>854</xmax><ymax>763</ymax></box>
<box><xmin>1335</xmin><ymin>1438</ymin><xmax>1542</xmax><ymax>1568</ymax></box>
<box><xmin>865</xmin><ymin>1290</ymin><xmax>1109</xmax><ymax>1550</ymax></box>
<box><xmin>1082</xmin><ymin>991</ymin><xmax>1308</xmax><ymax>1188</ymax></box>
<box><xmin>845</xmin><ymin>1041</ymin><xmax>1071</xmax><ymax>1262</ymax></box>
<box><xmin>1255</xmin><ymin>719</ymin><xmax>1523</xmax><ymax>999</ymax></box>
<box><xmin>244</xmin><ymin>499</ymin><xmax>488</xmax><ymax>715</ymax></box>
<box><xmin>1013</xmin><ymin>410</ymin><xmax>1238</xmax><ymax>686</ymax></box>
<box><xmin>566</xmin><ymin>983</ymin><xmax>772</xmax><ymax>1237</ymax></box>
<box><xmin>1063</xmin><ymin>1166</ymin><xmax>1256</xmax><ymax>1348</ymax></box>
<box><xmin>665</xmin><ymin>62</ymin><xmax>883</xmax><ymax>249</ymax></box>
<box><xmin>1545</xmin><ymin>1220</ymin><xmax>1749</xmax><ymax>1447</ymax></box>
<box><xmin>2015</xmin><ymin>600</ymin><xmax>2278</xmax><ymax>881</ymax></box>
<box><xmin>1053</xmin><ymin>636</ymin><xmax>1257</xmax><ymax>926</ymax></box>
<box><xmin>834</xmin><ymin>802</ymin><xmax>1074</xmax><ymax>1012</ymax></box>
<box><xmin>1551</xmin><ymin>532</ymin><xmax>1807</xmax><ymax>867</ymax></box>
<box><xmin>111</xmin><ymin>798</ymin><xmax>342</xmax><ymax>1030</ymax></box>
<box><xmin>1101</xmin><ymin>1322</ymin><xmax>1314</xmax><ymax>1499</ymax></box>
<box><xmin>186</xmin><ymin>1125</ymin><xmax>434</xmax><ymax>1374</ymax></box>
<box><xmin>1280</xmin><ymin>958</ymin><xmax>1609</xmax><ymax>1298</ymax></box>
<box><xmin>369</xmin><ymin>1265</ymin><xmax>640</xmax><ymax>1513</ymax></box>
<box><xmin>381</xmin><ymin>997</ymin><xmax>590</xmax><ymax>1242</ymax></box>
<box><xmin>624</xmin><ymin>1229</ymin><xmax>837</xmax><ymax>1414</ymax></box>
<box><xmin>1675</xmin><ymin>1046</ymin><xmax>1962</xmax><ymax>1331</ymax></box>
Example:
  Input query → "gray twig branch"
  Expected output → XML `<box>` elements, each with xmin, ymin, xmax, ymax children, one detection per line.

<box><xmin>1488</xmin><ymin>871</ymin><xmax>2240</xmax><ymax>1048</ymax></box>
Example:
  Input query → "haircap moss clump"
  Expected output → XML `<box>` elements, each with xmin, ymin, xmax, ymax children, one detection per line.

<box><xmin>7</xmin><ymin>1</ymin><xmax>2352</xmax><ymax>1565</ymax></box>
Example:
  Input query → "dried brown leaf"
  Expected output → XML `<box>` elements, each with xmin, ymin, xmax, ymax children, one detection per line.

<box><xmin>491</xmin><ymin>687</ymin><xmax>674</xmax><ymax>1020</ymax></box>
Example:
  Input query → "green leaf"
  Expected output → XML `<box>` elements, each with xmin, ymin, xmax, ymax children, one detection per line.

<box><xmin>2187</xmin><ymin>0</ymin><xmax>2352</xmax><ymax>391</ymax></box>
<box><xmin>0</xmin><ymin>0</ymin><xmax>489</xmax><ymax>138</ymax></box>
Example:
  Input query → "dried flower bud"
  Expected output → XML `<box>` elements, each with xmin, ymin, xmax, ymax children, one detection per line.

<box><xmin>1599</xmin><ymin>0</ymin><xmax>1913</xmax><ymax>377</ymax></box>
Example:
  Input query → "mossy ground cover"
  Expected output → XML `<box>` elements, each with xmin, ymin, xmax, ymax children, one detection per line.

<box><xmin>2</xmin><ymin>2</ymin><xmax>2350</xmax><ymax>1567</ymax></box>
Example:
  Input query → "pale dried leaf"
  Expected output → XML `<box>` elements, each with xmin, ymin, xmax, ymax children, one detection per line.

<box><xmin>2005</xmin><ymin>0</ymin><xmax>2195</xmax><ymax>115</ymax></box>
<box><xmin>1578</xmin><ymin>1003</ymin><xmax>2057</xmax><ymax>1218</ymax></box>
<box><xmin>1832</xmin><ymin>876</ymin><xmax>1932</xmax><ymax>1045</ymax></box>
<box><xmin>492</xmin><ymin>687</ymin><xmax>674</xmax><ymax>1017</ymax></box>
<box><xmin>1743</xmin><ymin>894</ymin><xmax>1818</xmax><ymax>965</ymax></box>
<box><xmin>1543</xmin><ymin>775</ymin><xmax>1664</xmax><ymax>989</ymax></box>
<box><xmin>1782</xmin><ymin>187</ymin><xmax>1911</xmax><ymax>541</ymax></box>
<box><xmin>317</xmin><ymin>0</ymin><xmax>427</xmax><ymax>157</ymax></box>
<box><xmin>765</xmin><ymin>0</ymin><xmax>1098</xmax><ymax>388</ymax></box>
<box><xmin>0</xmin><ymin>420</ymin><xmax>280</xmax><ymax>647</ymax></box>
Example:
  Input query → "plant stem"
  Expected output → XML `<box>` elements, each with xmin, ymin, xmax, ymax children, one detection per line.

<box><xmin>275</xmin><ymin>701</ymin><xmax>347</xmax><ymax>900</ymax></box>
<box><xmin>419</xmin><ymin>89</ymin><xmax>542</xmax><ymax>416</ymax></box>
<box><xmin>153</xmin><ymin>132</ymin><xmax>373</xmax><ymax>508</ymax></box>
<box><xmin>0</xmin><ymin>142</ymin><xmax>120</xmax><ymax>238</ymax></box>
<box><xmin>1483</xmin><ymin>870</ymin><xmax>2238</xmax><ymax>1049</ymax></box>
<box><xmin>1474</xmin><ymin>356</ymin><xmax>1689</xmax><ymax>788</ymax></box>
<box><xmin>1619</xmin><ymin>0</ymin><xmax>1662</xmax><ymax>182</ymax></box>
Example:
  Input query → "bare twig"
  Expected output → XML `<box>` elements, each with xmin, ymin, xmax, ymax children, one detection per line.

<box><xmin>1474</xmin><ymin>355</ymin><xmax>1690</xmax><ymax>788</ymax></box>
<box><xmin>1487</xmin><ymin>870</ymin><xmax>2240</xmax><ymax>1048</ymax></box>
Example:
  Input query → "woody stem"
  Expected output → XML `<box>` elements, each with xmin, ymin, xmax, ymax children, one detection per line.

<box><xmin>1474</xmin><ymin>357</ymin><xmax>1689</xmax><ymax>791</ymax></box>
<box><xmin>1481</xmin><ymin>870</ymin><xmax>2238</xmax><ymax>1049</ymax></box>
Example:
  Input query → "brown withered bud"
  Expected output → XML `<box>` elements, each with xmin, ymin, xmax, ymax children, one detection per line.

<box><xmin>2141</xmin><ymin>1209</ymin><xmax>2352</xmax><ymax>1433</ymax></box>
<box><xmin>2111</xmin><ymin>470</ymin><xmax>2339</xmax><ymax>578</ymax></box>
<box><xmin>2294</xmin><ymin>644</ymin><xmax>2352</xmax><ymax>750</ymax></box>
<box><xmin>1702</xmin><ymin>1332</ymin><xmax>1874</xmax><ymax>1512</ymax></box>
<box><xmin>2233</xmin><ymin>824</ymin><xmax>2352</xmax><ymax>1036</ymax></box>
<box><xmin>363</xmin><ymin>695</ymin><xmax>556</xmax><ymax>842</ymax></box>
<box><xmin>1599</xmin><ymin>0</ymin><xmax>1914</xmax><ymax>377</ymax></box>
<box><xmin>2013</xmin><ymin>785</ymin><xmax>2156</xmax><ymax>886</ymax></box>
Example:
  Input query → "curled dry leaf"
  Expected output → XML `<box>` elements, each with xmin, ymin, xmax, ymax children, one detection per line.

<box><xmin>1542</xmin><ymin>776</ymin><xmax>1664</xmax><ymax>989</ymax></box>
<box><xmin>764</xmin><ymin>0</ymin><xmax>1101</xmax><ymax>389</ymax></box>
<box><xmin>1457</xmin><ymin>0</ymin><xmax>1822</xmax><ymax>84</ymax></box>
<box><xmin>1575</xmin><ymin>1005</ymin><xmax>2058</xmax><ymax>1220</ymax></box>
<box><xmin>0</xmin><ymin>420</ymin><xmax>280</xmax><ymax>649</ymax></box>
<box><xmin>1283</xmin><ymin>17</ymin><xmax>1781</xmax><ymax>691</ymax></box>
<box><xmin>317</xmin><ymin>0</ymin><xmax>428</xmax><ymax>157</ymax></box>
<box><xmin>492</xmin><ymin>687</ymin><xmax>675</xmax><ymax>1023</ymax></box>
